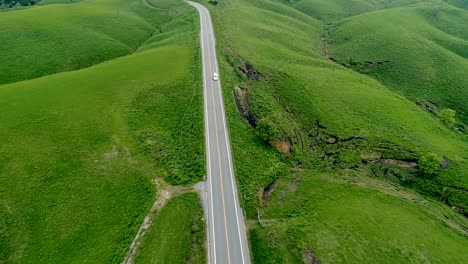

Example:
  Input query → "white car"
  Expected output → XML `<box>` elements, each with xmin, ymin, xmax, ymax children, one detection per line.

<box><xmin>213</xmin><ymin>72</ymin><xmax>219</xmax><ymax>81</ymax></box>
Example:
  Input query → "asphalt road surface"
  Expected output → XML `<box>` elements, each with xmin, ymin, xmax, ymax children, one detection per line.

<box><xmin>187</xmin><ymin>2</ymin><xmax>251</xmax><ymax>263</ymax></box>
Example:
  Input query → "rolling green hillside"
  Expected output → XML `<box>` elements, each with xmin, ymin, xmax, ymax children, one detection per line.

<box><xmin>0</xmin><ymin>0</ymin><xmax>169</xmax><ymax>84</ymax></box>
<box><xmin>327</xmin><ymin>3</ymin><xmax>468</xmax><ymax>123</ymax></box>
<box><xmin>0</xmin><ymin>0</ymin><xmax>204</xmax><ymax>262</ymax></box>
<box><xmin>286</xmin><ymin>0</ymin><xmax>425</xmax><ymax>21</ymax></box>
<box><xmin>203</xmin><ymin>0</ymin><xmax>468</xmax><ymax>262</ymax></box>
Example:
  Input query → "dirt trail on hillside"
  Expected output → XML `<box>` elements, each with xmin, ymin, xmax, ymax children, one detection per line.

<box><xmin>121</xmin><ymin>179</ymin><xmax>191</xmax><ymax>264</ymax></box>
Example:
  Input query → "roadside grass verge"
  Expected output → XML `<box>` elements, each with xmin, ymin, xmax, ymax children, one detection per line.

<box><xmin>127</xmin><ymin>58</ymin><xmax>204</xmax><ymax>185</ymax></box>
<box><xmin>135</xmin><ymin>192</ymin><xmax>206</xmax><ymax>264</ymax></box>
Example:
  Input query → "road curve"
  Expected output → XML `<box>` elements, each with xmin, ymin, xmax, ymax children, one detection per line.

<box><xmin>187</xmin><ymin>2</ymin><xmax>251</xmax><ymax>264</ymax></box>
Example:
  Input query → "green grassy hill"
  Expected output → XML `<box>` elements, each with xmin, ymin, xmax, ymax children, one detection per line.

<box><xmin>0</xmin><ymin>0</ymin><xmax>204</xmax><ymax>262</ymax></box>
<box><xmin>285</xmin><ymin>0</ymin><xmax>425</xmax><ymax>21</ymax></box>
<box><xmin>253</xmin><ymin>171</ymin><xmax>468</xmax><ymax>263</ymax></box>
<box><xmin>203</xmin><ymin>0</ymin><xmax>468</xmax><ymax>262</ymax></box>
<box><xmin>0</xmin><ymin>0</ymin><xmax>171</xmax><ymax>85</ymax></box>
<box><xmin>327</xmin><ymin>3</ymin><xmax>468</xmax><ymax>123</ymax></box>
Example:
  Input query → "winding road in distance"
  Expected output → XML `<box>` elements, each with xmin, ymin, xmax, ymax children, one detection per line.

<box><xmin>187</xmin><ymin>1</ymin><xmax>251</xmax><ymax>264</ymax></box>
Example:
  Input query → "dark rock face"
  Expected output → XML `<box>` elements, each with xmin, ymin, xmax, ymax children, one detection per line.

<box><xmin>239</xmin><ymin>62</ymin><xmax>261</xmax><ymax>80</ymax></box>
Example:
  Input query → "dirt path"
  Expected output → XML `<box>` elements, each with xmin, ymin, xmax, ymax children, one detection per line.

<box><xmin>121</xmin><ymin>179</ymin><xmax>191</xmax><ymax>264</ymax></box>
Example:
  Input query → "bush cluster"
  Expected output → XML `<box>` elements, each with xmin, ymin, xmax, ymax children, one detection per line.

<box><xmin>439</xmin><ymin>108</ymin><xmax>457</xmax><ymax>128</ymax></box>
<box><xmin>256</xmin><ymin>118</ymin><xmax>280</xmax><ymax>143</ymax></box>
<box><xmin>1</xmin><ymin>0</ymin><xmax>38</xmax><ymax>9</ymax></box>
<box><xmin>418</xmin><ymin>152</ymin><xmax>441</xmax><ymax>175</ymax></box>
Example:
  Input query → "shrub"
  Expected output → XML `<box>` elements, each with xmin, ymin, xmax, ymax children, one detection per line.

<box><xmin>256</xmin><ymin>118</ymin><xmax>279</xmax><ymax>143</ymax></box>
<box><xmin>439</xmin><ymin>108</ymin><xmax>456</xmax><ymax>128</ymax></box>
<box><xmin>418</xmin><ymin>153</ymin><xmax>441</xmax><ymax>175</ymax></box>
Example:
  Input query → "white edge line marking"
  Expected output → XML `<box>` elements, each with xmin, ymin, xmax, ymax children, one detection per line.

<box><xmin>202</xmin><ymin>7</ymin><xmax>247</xmax><ymax>264</ymax></box>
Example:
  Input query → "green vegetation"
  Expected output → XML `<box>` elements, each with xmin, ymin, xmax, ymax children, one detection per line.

<box><xmin>440</xmin><ymin>108</ymin><xmax>457</xmax><ymax>127</ymax></box>
<box><xmin>256</xmin><ymin>118</ymin><xmax>280</xmax><ymax>142</ymax></box>
<box><xmin>419</xmin><ymin>152</ymin><xmax>441</xmax><ymax>175</ymax></box>
<box><xmin>252</xmin><ymin>171</ymin><xmax>468</xmax><ymax>263</ymax></box>
<box><xmin>135</xmin><ymin>193</ymin><xmax>205</xmax><ymax>264</ymax></box>
<box><xmin>326</xmin><ymin>1</ymin><xmax>468</xmax><ymax>123</ymax></box>
<box><xmin>0</xmin><ymin>0</ymin><xmax>204</xmax><ymax>262</ymax></box>
<box><xmin>203</xmin><ymin>0</ymin><xmax>468</xmax><ymax>261</ymax></box>
<box><xmin>0</xmin><ymin>0</ymin><xmax>173</xmax><ymax>84</ymax></box>
<box><xmin>1</xmin><ymin>0</ymin><xmax>39</xmax><ymax>9</ymax></box>
<box><xmin>1</xmin><ymin>0</ymin><xmax>467</xmax><ymax>262</ymax></box>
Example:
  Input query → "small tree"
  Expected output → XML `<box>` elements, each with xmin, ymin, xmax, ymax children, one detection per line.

<box><xmin>256</xmin><ymin>118</ymin><xmax>279</xmax><ymax>143</ymax></box>
<box><xmin>418</xmin><ymin>153</ymin><xmax>441</xmax><ymax>175</ymax></box>
<box><xmin>439</xmin><ymin>108</ymin><xmax>456</xmax><ymax>128</ymax></box>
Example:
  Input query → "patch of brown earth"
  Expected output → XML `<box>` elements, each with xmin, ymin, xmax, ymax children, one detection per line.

<box><xmin>272</xmin><ymin>140</ymin><xmax>291</xmax><ymax>154</ymax></box>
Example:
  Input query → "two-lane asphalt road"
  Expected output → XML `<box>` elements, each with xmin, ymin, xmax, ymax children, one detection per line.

<box><xmin>187</xmin><ymin>2</ymin><xmax>251</xmax><ymax>263</ymax></box>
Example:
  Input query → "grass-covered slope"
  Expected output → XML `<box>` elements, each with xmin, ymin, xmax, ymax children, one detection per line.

<box><xmin>327</xmin><ymin>3</ymin><xmax>468</xmax><ymax>123</ymax></box>
<box><xmin>252</xmin><ymin>171</ymin><xmax>468</xmax><ymax>263</ymax></box>
<box><xmin>0</xmin><ymin>0</ymin><xmax>168</xmax><ymax>85</ymax></box>
<box><xmin>289</xmin><ymin>0</ymin><xmax>375</xmax><ymax>21</ymax></box>
<box><xmin>135</xmin><ymin>193</ymin><xmax>205</xmax><ymax>264</ymax></box>
<box><xmin>286</xmin><ymin>0</ymin><xmax>425</xmax><ymax>21</ymax></box>
<box><xmin>0</xmin><ymin>0</ymin><xmax>204</xmax><ymax>262</ymax></box>
<box><xmin>202</xmin><ymin>0</ymin><xmax>468</xmax><ymax>262</ymax></box>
